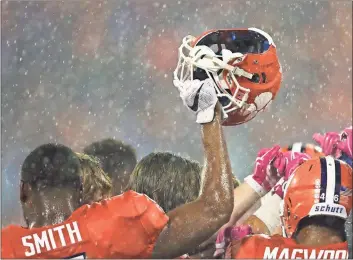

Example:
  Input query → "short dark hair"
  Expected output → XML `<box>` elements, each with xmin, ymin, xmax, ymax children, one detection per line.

<box><xmin>21</xmin><ymin>143</ymin><xmax>81</xmax><ymax>189</ymax></box>
<box><xmin>83</xmin><ymin>138</ymin><xmax>137</xmax><ymax>187</ymax></box>
<box><xmin>295</xmin><ymin>215</ymin><xmax>346</xmax><ymax>241</ymax></box>
<box><xmin>126</xmin><ymin>152</ymin><xmax>201</xmax><ymax>212</ymax></box>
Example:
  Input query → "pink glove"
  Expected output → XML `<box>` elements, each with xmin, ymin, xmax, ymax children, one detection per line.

<box><xmin>214</xmin><ymin>225</ymin><xmax>252</xmax><ymax>258</ymax></box>
<box><xmin>245</xmin><ymin>145</ymin><xmax>281</xmax><ymax>196</ymax></box>
<box><xmin>273</xmin><ymin>151</ymin><xmax>310</xmax><ymax>180</ymax></box>
<box><xmin>313</xmin><ymin>132</ymin><xmax>340</xmax><ymax>157</ymax></box>
<box><xmin>272</xmin><ymin>151</ymin><xmax>310</xmax><ymax>198</ymax></box>
<box><xmin>272</xmin><ymin>178</ymin><xmax>285</xmax><ymax>198</ymax></box>
<box><xmin>337</xmin><ymin>126</ymin><xmax>352</xmax><ymax>159</ymax></box>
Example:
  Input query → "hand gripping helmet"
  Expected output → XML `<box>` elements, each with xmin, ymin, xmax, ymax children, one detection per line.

<box><xmin>174</xmin><ymin>28</ymin><xmax>282</xmax><ymax>125</ymax></box>
<box><xmin>280</xmin><ymin>156</ymin><xmax>352</xmax><ymax>238</ymax></box>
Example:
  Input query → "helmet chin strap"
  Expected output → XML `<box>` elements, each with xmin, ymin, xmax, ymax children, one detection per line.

<box><xmin>218</xmin><ymin>49</ymin><xmax>254</xmax><ymax>79</ymax></box>
<box><xmin>279</xmin><ymin>200</ymin><xmax>289</xmax><ymax>238</ymax></box>
<box><xmin>212</xmin><ymin>57</ymin><xmax>253</xmax><ymax>79</ymax></box>
<box><xmin>189</xmin><ymin>48</ymin><xmax>254</xmax><ymax>80</ymax></box>
<box><xmin>210</xmin><ymin>51</ymin><xmax>252</xmax><ymax>109</ymax></box>
<box><xmin>231</xmin><ymin>67</ymin><xmax>253</xmax><ymax>79</ymax></box>
<box><xmin>281</xmin><ymin>223</ymin><xmax>289</xmax><ymax>238</ymax></box>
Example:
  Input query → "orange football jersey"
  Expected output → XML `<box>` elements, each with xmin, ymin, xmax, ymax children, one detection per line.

<box><xmin>228</xmin><ymin>234</ymin><xmax>348</xmax><ymax>259</ymax></box>
<box><xmin>1</xmin><ymin>190</ymin><xmax>168</xmax><ymax>259</ymax></box>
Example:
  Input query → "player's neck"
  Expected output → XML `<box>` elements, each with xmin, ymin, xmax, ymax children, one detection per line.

<box><xmin>295</xmin><ymin>225</ymin><xmax>344</xmax><ymax>246</ymax></box>
<box><xmin>27</xmin><ymin>192</ymin><xmax>79</xmax><ymax>228</ymax></box>
<box><xmin>112</xmin><ymin>180</ymin><xmax>125</xmax><ymax>196</ymax></box>
<box><xmin>29</xmin><ymin>211</ymin><xmax>72</xmax><ymax>228</ymax></box>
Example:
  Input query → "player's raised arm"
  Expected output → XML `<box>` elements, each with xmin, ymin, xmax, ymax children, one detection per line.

<box><xmin>152</xmin><ymin>79</ymin><xmax>234</xmax><ymax>258</ymax></box>
<box><xmin>194</xmin><ymin>149</ymin><xmax>284</xmax><ymax>258</ymax></box>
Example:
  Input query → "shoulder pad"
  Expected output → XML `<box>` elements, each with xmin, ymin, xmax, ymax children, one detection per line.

<box><xmin>108</xmin><ymin>190</ymin><xmax>152</xmax><ymax>218</ymax></box>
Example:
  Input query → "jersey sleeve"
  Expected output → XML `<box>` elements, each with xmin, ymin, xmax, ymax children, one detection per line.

<box><xmin>133</xmin><ymin>193</ymin><xmax>169</xmax><ymax>258</ymax></box>
<box><xmin>1</xmin><ymin>227</ymin><xmax>15</xmax><ymax>258</ymax></box>
<box><xmin>100</xmin><ymin>191</ymin><xmax>169</xmax><ymax>258</ymax></box>
<box><xmin>137</xmin><ymin>194</ymin><xmax>169</xmax><ymax>238</ymax></box>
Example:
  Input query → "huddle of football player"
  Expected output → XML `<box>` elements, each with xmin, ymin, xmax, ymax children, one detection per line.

<box><xmin>1</xmin><ymin>28</ymin><xmax>352</xmax><ymax>259</ymax></box>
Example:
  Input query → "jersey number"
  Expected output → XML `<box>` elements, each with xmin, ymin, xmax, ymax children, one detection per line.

<box><xmin>320</xmin><ymin>193</ymin><xmax>339</xmax><ymax>202</ymax></box>
<box><xmin>65</xmin><ymin>253</ymin><xmax>86</xmax><ymax>259</ymax></box>
<box><xmin>334</xmin><ymin>194</ymin><xmax>339</xmax><ymax>202</ymax></box>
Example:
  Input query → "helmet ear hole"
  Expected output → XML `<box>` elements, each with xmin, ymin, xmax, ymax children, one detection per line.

<box><xmin>248</xmin><ymin>73</ymin><xmax>267</xmax><ymax>83</ymax></box>
<box><xmin>249</xmin><ymin>73</ymin><xmax>260</xmax><ymax>83</ymax></box>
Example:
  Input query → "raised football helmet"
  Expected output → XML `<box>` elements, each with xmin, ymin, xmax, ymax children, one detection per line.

<box><xmin>174</xmin><ymin>28</ymin><xmax>282</xmax><ymax>125</ymax></box>
<box><xmin>280</xmin><ymin>156</ymin><xmax>352</xmax><ymax>238</ymax></box>
<box><xmin>281</xmin><ymin>142</ymin><xmax>324</xmax><ymax>159</ymax></box>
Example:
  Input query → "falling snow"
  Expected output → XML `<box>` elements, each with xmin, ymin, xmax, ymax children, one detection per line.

<box><xmin>1</xmin><ymin>1</ymin><xmax>352</xmax><ymax>247</ymax></box>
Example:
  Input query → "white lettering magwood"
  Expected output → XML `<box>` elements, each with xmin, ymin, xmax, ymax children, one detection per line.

<box><xmin>21</xmin><ymin>221</ymin><xmax>82</xmax><ymax>257</ymax></box>
<box><xmin>263</xmin><ymin>246</ymin><xmax>348</xmax><ymax>259</ymax></box>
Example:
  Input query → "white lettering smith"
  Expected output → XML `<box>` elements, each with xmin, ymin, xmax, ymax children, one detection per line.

<box><xmin>21</xmin><ymin>221</ymin><xmax>82</xmax><ymax>257</ymax></box>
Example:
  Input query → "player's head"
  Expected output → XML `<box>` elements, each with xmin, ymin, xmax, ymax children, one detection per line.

<box><xmin>281</xmin><ymin>142</ymin><xmax>324</xmax><ymax>159</ymax></box>
<box><xmin>280</xmin><ymin>156</ymin><xmax>352</xmax><ymax>241</ymax></box>
<box><xmin>20</xmin><ymin>143</ymin><xmax>82</xmax><ymax>227</ymax></box>
<box><xmin>174</xmin><ymin>28</ymin><xmax>282</xmax><ymax>125</ymax></box>
<box><xmin>76</xmin><ymin>153</ymin><xmax>112</xmax><ymax>204</ymax></box>
<box><xmin>126</xmin><ymin>152</ymin><xmax>201</xmax><ymax>212</ymax></box>
<box><xmin>83</xmin><ymin>138</ymin><xmax>137</xmax><ymax>196</ymax></box>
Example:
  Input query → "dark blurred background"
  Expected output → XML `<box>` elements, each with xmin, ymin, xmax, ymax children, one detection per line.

<box><xmin>1</xmin><ymin>0</ymin><xmax>352</xmax><ymax>226</ymax></box>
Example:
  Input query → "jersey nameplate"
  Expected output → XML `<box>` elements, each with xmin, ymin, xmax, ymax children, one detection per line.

<box><xmin>263</xmin><ymin>246</ymin><xmax>348</xmax><ymax>259</ymax></box>
<box><xmin>21</xmin><ymin>221</ymin><xmax>82</xmax><ymax>257</ymax></box>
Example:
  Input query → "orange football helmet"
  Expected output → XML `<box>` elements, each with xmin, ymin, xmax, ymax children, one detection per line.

<box><xmin>280</xmin><ymin>156</ymin><xmax>352</xmax><ymax>238</ymax></box>
<box><xmin>281</xmin><ymin>142</ymin><xmax>324</xmax><ymax>159</ymax></box>
<box><xmin>174</xmin><ymin>28</ymin><xmax>282</xmax><ymax>125</ymax></box>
